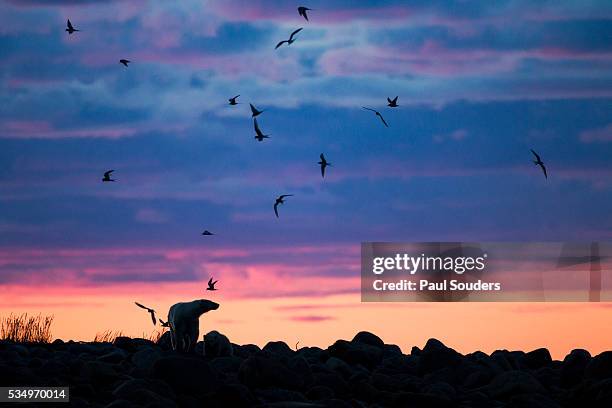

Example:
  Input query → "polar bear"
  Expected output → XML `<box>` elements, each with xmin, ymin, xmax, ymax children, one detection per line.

<box><xmin>167</xmin><ymin>299</ymin><xmax>219</xmax><ymax>353</ymax></box>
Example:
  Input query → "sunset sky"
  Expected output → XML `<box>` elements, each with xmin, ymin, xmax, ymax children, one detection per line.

<box><xmin>1</xmin><ymin>0</ymin><xmax>612</xmax><ymax>359</ymax></box>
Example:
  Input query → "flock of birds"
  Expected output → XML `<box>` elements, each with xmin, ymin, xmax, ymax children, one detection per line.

<box><xmin>63</xmin><ymin>6</ymin><xmax>549</xmax><ymax>329</ymax></box>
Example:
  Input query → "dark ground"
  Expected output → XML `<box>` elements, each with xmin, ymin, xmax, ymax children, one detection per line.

<box><xmin>1</xmin><ymin>331</ymin><xmax>611</xmax><ymax>407</ymax></box>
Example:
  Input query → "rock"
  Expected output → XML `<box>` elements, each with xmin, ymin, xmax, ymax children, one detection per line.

<box><xmin>312</xmin><ymin>372</ymin><xmax>350</xmax><ymax>398</ymax></box>
<box><xmin>151</xmin><ymin>355</ymin><xmax>219</xmax><ymax>396</ymax></box>
<box><xmin>156</xmin><ymin>331</ymin><xmax>173</xmax><ymax>350</ymax></box>
<box><xmin>508</xmin><ymin>393</ymin><xmax>561</xmax><ymax>408</ymax></box>
<box><xmin>351</xmin><ymin>332</ymin><xmax>384</xmax><ymax>348</ymax></box>
<box><xmin>234</xmin><ymin>344</ymin><xmax>261</xmax><ymax>359</ymax></box>
<box><xmin>263</xmin><ymin>341</ymin><xmax>295</xmax><ymax>358</ymax></box>
<box><xmin>210</xmin><ymin>356</ymin><xmax>242</xmax><ymax>373</ymax></box>
<box><xmin>97</xmin><ymin>349</ymin><xmax>128</xmax><ymax>364</ymax></box>
<box><xmin>325</xmin><ymin>357</ymin><xmax>353</xmax><ymax>379</ymax></box>
<box><xmin>239</xmin><ymin>356</ymin><xmax>303</xmax><ymax>389</ymax></box>
<box><xmin>585</xmin><ymin>351</ymin><xmax>612</xmax><ymax>380</ymax></box>
<box><xmin>131</xmin><ymin>347</ymin><xmax>162</xmax><ymax>371</ymax></box>
<box><xmin>525</xmin><ymin>348</ymin><xmax>552</xmax><ymax>369</ymax></box>
<box><xmin>256</xmin><ymin>388</ymin><xmax>308</xmax><ymax>403</ymax></box>
<box><xmin>418</xmin><ymin>339</ymin><xmax>462</xmax><ymax>375</ymax></box>
<box><xmin>298</xmin><ymin>347</ymin><xmax>329</xmax><ymax>365</ymax></box>
<box><xmin>9</xmin><ymin>344</ymin><xmax>30</xmax><ymax>357</ymax></box>
<box><xmin>80</xmin><ymin>361</ymin><xmax>119</xmax><ymax>386</ymax></box>
<box><xmin>52</xmin><ymin>339</ymin><xmax>65</xmax><ymax>345</ymax></box>
<box><xmin>113</xmin><ymin>379</ymin><xmax>176</xmax><ymax>407</ymax></box>
<box><xmin>327</xmin><ymin>340</ymin><xmax>382</xmax><ymax>370</ymax></box>
<box><xmin>260</xmin><ymin>403</ymin><xmax>326</xmax><ymax>408</ymax></box>
<box><xmin>113</xmin><ymin>337</ymin><xmax>139</xmax><ymax>353</ymax></box>
<box><xmin>204</xmin><ymin>330</ymin><xmax>233</xmax><ymax>357</ymax></box>
<box><xmin>389</xmin><ymin>391</ymin><xmax>452</xmax><ymax>408</ymax></box>
<box><xmin>485</xmin><ymin>370</ymin><xmax>545</xmax><ymax>398</ymax></box>
<box><xmin>560</xmin><ymin>349</ymin><xmax>590</xmax><ymax>387</ymax></box>
<box><xmin>209</xmin><ymin>383</ymin><xmax>255</xmax><ymax>407</ymax></box>
<box><xmin>382</xmin><ymin>344</ymin><xmax>403</xmax><ymax>358</ymax></box>
<box><xmin>307</xmin><ymin>385</ymin><xmax>335</xmax><ymax>400</ymax></box>
<box><xmin>104</xmin><ymin>400</ymin><xmax>138</xmax><ymax>408</ymax></box>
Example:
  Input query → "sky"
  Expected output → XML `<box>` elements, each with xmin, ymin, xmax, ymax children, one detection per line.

<box><xmin>1</xmin><ymin>0</ymin><xmax>612</xmax><ymax>359</ymax></box>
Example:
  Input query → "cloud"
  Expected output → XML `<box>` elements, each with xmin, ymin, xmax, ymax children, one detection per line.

<box><xmin>289</xmin><ymin>315</ymin><xmax>335</xmax><ymax>322</ymax></box>
<box><xmin>433</xmin><ymin>129</ymin><xmax>468</xmax><ymax>143</ymax></box>
<box><xmin>134</xmin><ymin>208</ymin><xmax>171</xmax><ymax>224</ymax></box>
<box><xmin>580</xmin><ymin>123</ymin><xmax>612</xmax><ymax>143</ymax></box>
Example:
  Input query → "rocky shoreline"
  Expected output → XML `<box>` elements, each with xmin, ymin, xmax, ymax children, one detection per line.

<box><xmin>1</xmin><ymin>331</ymin><xmax>611</xmax><ymax>407</ymax></box>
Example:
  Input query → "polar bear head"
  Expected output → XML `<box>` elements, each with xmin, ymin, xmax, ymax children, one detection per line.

<box><xmin>197</xmin><ymin>299</ymin><xmax>219</xmax><ymax>315</ymax></box>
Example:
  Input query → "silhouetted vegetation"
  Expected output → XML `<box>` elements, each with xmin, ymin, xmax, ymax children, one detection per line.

<box><xmin>0</xmin><ymin>313</ymin><xmax>54</xmax><ymax>343</ymax></box>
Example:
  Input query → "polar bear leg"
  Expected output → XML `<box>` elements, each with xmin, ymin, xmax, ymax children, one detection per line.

<box><xmin>185</xmin><ymin>319</ymin><xmax>199</xmax><ymax>353</ymax></box>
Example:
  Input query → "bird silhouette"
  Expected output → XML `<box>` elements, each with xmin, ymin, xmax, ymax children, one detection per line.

<box><xmin>275</xmin><ymin>28</ymin><xmax>303</xmax><ymax>49</ymax></box>
<box><xmin>387</xmin><ymin>96</ymin><xmax>398</xmax><ymax>107</ymax></box>
<box><xmin>530</xmin><ymin>149</ymin><xmax>547</xmax><ymax>179</ymax></box>
<box><xmin>318</xmin><ymin>153</ymin><xmax>331</xmax><ymax>178</ymax></box>
<box><xmin>363</xmin><ymin>107</ymin><xmax>389</xmax><ymax>127</ymax></box>
<box><xmin>202</xmin><ymin>230</ymin><xmax>214</xmax><ymax>236</ymax></box>
<box><xmin>298</xmin><ymin>7</ymin><xmax>312</xmax><ymax>21</ymax></box>
<box><xmin>134</xmin><ymin>302</ymin><xmax>157</xmax><ymax>325</ymax></box>
<box><xmin>206</xmin><ymin>277</ymin><xmax>218</xmax><ymax>291</ymax></box>
<box><xmin>159</xmin><ymin>319</ymin><xmax>171</xmax><ymax>328</ymax></box>
<box><xmin>66</xmin><ymin>19</ymin><xmax>79</xmax><ymax>34</ymax></box>
<box><xmin>250</xmin><ymin>103</ymin><xmax>264</xmax><ymax>117</ymax></box>
<box><xmin>228</xmin><ymin>95</ymin><xmax>240</xmax><ymax>105</ymax></box>
<box><xmin>119</xmin><ymin>59</ymin><xmax>130</xmax><ymax>67</ymax></box>
<box><xmin>254</xmin><ymin>118</ymin><xmax>270</xmax><ymax>142</ymax></box>
<box><xmin>274</xmin><ymin>194</ymin><xmax>293</xmax><ymax>218</ymax></box>
<box><xmin>102</xmin><ymin>170</ymin><xmax>115</xmax><ymax>182</ymax></box>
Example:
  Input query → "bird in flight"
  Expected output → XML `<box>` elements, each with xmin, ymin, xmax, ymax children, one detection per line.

<box><xmin>202</xmin><ymin>230</ymin><xmax>214</xmax><ymax>236</ymax></box>
<box><xmin>206</xmin><ymin>277</ymin><xmax>218</xmax><ymax>291</ymax></box>
<box><xmin>387</xmin><ymin>96</ymin><xmax>399</xmax><ymax>107</ymax></box>
<box><xmin>318</xmin><ymin>153</ymin><xmax>331</xmax><ymax>178</ymax></box>
<box><xmin>102</xmin><ymin>170</ymin><xmax>116</xmax><ymax>182</ymax></box>
<box><xmin>274</xmin><ymin>194</ymin><xmax>293</xmax><ymax>218</ymax></box>
<box><xmin>363</xmin><ymin>107</ymin><xmax>389</xmax><ymax>127</ymax></box>
<box><xmin>298</xmin><ymin>7</ymin><xmax>312</xmax><ymax>21</ymax></box>
<box><xmin>250</xmin><ymin>103</ymin><xmax>264</xmax><ymax>117</ymax></box>
<box><xmin>275</xmin><ymin>28</ymin><xmax>303</xmax><ymax>49</ymax></box>
<box><xmin>159</xmin><ymin>319</ymin><xmax>171</xmax><ymax>328</ymax></box>
<box><xmin>254</xmin><ymin>118</ymin><xmax>270</xmax><ymax>142</ymax></box>
<box><xmin>530</xmin><ymin>149</ymin><xmax>547</xmax><ymax>179</ymax></box>
<box><xmin>119</xmin><ymin>59</ymin><xmax>130</xmax><ymax>67</ymax></box>
<box><xmin>66</xmin><ymin>19</ymin><xmax>79</xmax><ymax>35</ymax></box>
<box><xmin>228</xmin><ymin>95</ymin><xmax>240</xmax><ymax>105</ymax></box>
<box><xmin>134</xmin><ymin>302</ymin><xmax>157</xmax><ymax>325</ymax></box>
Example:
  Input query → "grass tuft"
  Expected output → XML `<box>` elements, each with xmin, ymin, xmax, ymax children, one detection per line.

<box><xmin>0</xmin><ymin>313</ymin><xmax>54</xmax><ymax>343</ymax></box>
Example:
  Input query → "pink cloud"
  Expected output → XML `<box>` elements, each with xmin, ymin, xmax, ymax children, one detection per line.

<box><xmin>209</xmin><ymin>2</ymin><xmax>413</xmax><ymax>24</ymax></box>
<box><xmin>0</xmin><ymin>244</ymin><xmax>361</xmax><ymax>300</ymax></box>
<box><xmin>0</xmin><ymin>120</ymin><xmax>187</xmax><ymax>140</ymax></box>
<box><xmin>580</xmin><ymin>124</ymin><xmax>612</xmax><ymax>143</ymax></box>
<box><xmin>289</xmin><ymin>315</ymin><xmax>335</xmax><ymax>322</ymax></box>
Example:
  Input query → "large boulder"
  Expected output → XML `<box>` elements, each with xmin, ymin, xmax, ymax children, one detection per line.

<box><xmin>112</xmin><ymin>379</ymin><xmax>176</xmax><ymax>407</ymax></box>
<box><xmin>204</xmin><ymin>331</ymin><xmax>233</xmax><ymax>358</ymax></box>
<box><xmin>351</xmin><ymin>332</ymin><xmax>384</xmax><ymax>348</ymax></box>
<box><xmin>131</xmin><ymin>347</ymin><xmax>162</xmax><ymax>372</ymax></box>
<box><xmin>484</xmin><ymin>370</ymin><xmax>545</xmax><ymax>398</ymax></box>
<box><xmin>418</xmin><ymin>339</ymin><xmax>462</xmax><ymax>375</ymax></box>
<box><xmin>327</xmin><ymin>340</ymin><xmax>382</xmax><ymax>370</ymax></box>
<box><xmin>263</xmin><ymin>341</ymin><xmax>295</xmax><ymax>359</ymax></box>
<box><xmin>150</xmin><ymin>355</ymin><xmax>219</xmax><ymax>396</ymax></box>
<box><xmin>238</xmin><ymin>356</ymin><xmax>303</xmax><ymax>389</ymax></box>
<box><xmin>561</xmin><ymin>349</ymin><xmax>591</xmax><ymax>387</ymax></box>
<box><xmin>585</xmin><ymin>351</ymin><xmax>612</xmax><ymax>380</ymax></box>
<box><xmin>525</xmin><ymin>348</ymin><xmax>552</xmax><ymax>369</ymax></box>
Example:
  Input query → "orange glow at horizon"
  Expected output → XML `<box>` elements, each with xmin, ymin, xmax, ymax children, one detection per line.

<box><xmin>1</xmin><ymin>283</ymin><xmax>611</xmax><ymax>360</ymax></box>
